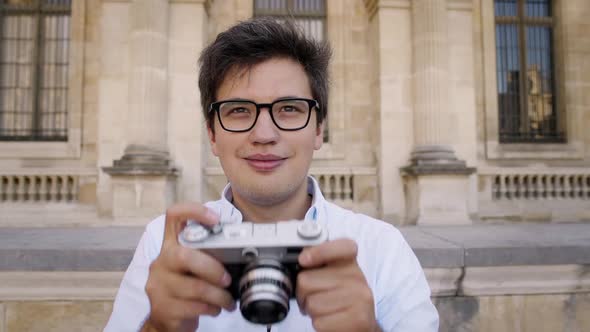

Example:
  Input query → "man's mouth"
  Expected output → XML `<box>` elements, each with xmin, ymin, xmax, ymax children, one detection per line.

<box><xmin>244</xmin><ymin>154</ymin><xmax>287</xmax><ymax>171</ymax></box>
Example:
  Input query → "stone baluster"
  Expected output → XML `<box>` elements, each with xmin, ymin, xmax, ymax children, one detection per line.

<box><xmin>39</xmin><ymin>176</ymin><xmax>48</xmax><ymax>202</ymax></box>
<box><xmin>506</xmin><ymin>176</ymin><xmax>514</xmax><ymax>200</ymax></box>
<box><xmin>548</xmin><ymin>175</ymin><xmax>561</xmax><ymax>199</ymax></box>
<box><xmin>539</xmin><ymin>175</ymin><xmax>546</xmax><ymax>199</ymax></box>
<box><xmin>325</xmin><ymin>176</ymin><xmax>333</xmax><ymax>201</ymax></box>
<box><xmin>59</xmin><ymin>176</ymin><xmax>68</xmax><ymax>202</ymax></box>
<box><xmin>27</xmin><ymin>176</ymin><xmax>36</xmax><ymax>202</ymax></box>
<box><xmin>6</xmin><ymin>177</ymin><xmax>14</xmax><ymax>201</ymax></box>
<box><xmin>522</xmin><ymin>175</ymin><xmax>529</xmax><ymax>199</ymax></box>
<box><xmin>16</xmin><ymin>176</ymin><xmax>25</xmax><ymax>202</ymax></box>
<box><xmin>572</xmin><ymin>176</ymin><xmax>579</xmax><ymax>199</ymax></box>
<box><xmin>49</xmin><ymin>176</ymin><xmax>58</xmax><ymax>202</ymax></box>
<box><xmin>334</xmin><ymin>175</ymin><xmax>342</xmax><ymax>203</ymax></box>
<box><xmin>71</xmin><ymin>176</ymin><xmax>79</xmax><ymax>202</ymax></box>
<box><xmin>563</xmin><ymin>176</ymin><xmax>571</xmax><ymax>199</ymax></box>
<box><xmin>343</xmin><ymin>175</ymin><xmax>352</xmax><ymax>202</ymax></box>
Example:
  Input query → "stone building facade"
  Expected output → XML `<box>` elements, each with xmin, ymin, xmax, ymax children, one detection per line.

<box><xmin>1</xmin><ymin>0</ymin><xmax>588</xmax><ymax>228</ymax></box>
<box><xmin>0</xmin><ymin>0</ymin><xmax>589</xmax><ymax>331</ymax></box>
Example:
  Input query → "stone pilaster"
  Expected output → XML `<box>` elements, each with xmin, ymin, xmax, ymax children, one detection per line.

<box><xmin>402</xmin><ymin>0</ymin><xmax>475</xmax><ymax>225</ymax></box>
<box><xmin>364</xmin><ymin>0</ymin><xmax>415</xmax><ymax>224</ymax></box>
<box><xmin>103</xmin><ymin>0</ymin><xmax>178</xmax><ymax>219</ymax></box>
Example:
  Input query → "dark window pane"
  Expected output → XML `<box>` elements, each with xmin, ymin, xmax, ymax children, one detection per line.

<box><xmin>495</xmin><ymin>0</ymin><xmax>517</xmax><ymax>17</ymax></box>
<box><xmin>525</xmin><ymin>26</ymin><xmax>556</xmax><ymax>139</ymax></box>
<box><xmin>525</xmin><ymin>0</ymin><xmax>551</xmax><ymax>18</ymax></box>
<box><xmin>496</xmin><ymin>24</ymin><xmax>521</xmax><ymax>141</ymax></box>
<box><xmin>254</xmin><ymin>0</ymin><xmax>325</xmax><ymax>41</ymax></box>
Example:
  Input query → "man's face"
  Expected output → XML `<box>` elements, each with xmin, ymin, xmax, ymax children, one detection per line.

<box><xmin>208</xmin><ymin>58</ymin><xmax>324</xmax><ymax>206</ymax></box>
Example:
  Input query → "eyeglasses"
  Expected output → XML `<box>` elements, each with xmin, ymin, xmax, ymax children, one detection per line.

<box><xmin>209</xmin><ymin>98</ymin><xmax>319</xmax><ymax>132</ymax></box>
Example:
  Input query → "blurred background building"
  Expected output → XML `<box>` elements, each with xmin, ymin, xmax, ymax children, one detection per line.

<box><xmin>0</xmin><ymin>0</ymin><xmax>588</xmax><ymax>331</ymax></box>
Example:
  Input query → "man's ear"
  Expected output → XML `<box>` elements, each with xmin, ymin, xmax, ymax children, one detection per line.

<box><xmin>314</xmin><ymin>120</ymin><xmax>325</xmax><ymax>150</ymax></box>
<box><xmin>207</xmin><ymin>125</ymin><xmax>219</xmax><ymax>156</ymax></box>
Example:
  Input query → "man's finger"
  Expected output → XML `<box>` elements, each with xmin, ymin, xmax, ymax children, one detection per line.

<box><xmin>296</xmin><ymin>267</ymin><xmax>341</xmax><ymax>315</ymax></box>
<box><xmin>303</xmin><ymin>288</ymin><xmax>352</xmax><ymax>318</ymax></box>
<box><xmin>165</xmin><ymin>246</ymin><xmax>232</xmax><ymax>288</ymax></box>
<box><xmin>163</xmin><ymin>203</ymin><xmax>220</xmax><ymax>245</ymax></box>
<box><xmin>298</xmin><ymin>238</ymin><xmax>358</xmax><ymax>268</ymax></box>
<box><xmin>166</xmin><ymin>273</ymin><xmax>236</xmax><ymax>312</ymax></box>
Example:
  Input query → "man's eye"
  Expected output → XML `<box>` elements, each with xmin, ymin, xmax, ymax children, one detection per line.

<box><xmin>230</xmin><ymin>107</ymin><xmax>250</xmax><ymax>114</ymax></box>
<box><xmin>281</xmin><ymin>105</ymin><xmax>302</xmax><ymax>113</ymax></box>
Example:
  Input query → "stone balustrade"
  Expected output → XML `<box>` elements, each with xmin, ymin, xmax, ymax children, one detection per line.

<box><xmin>478</xmin><ymin>170</ymin><xmax>590</xmax><ymax>222</ymax></box>
<box><xmin>0</xmin><ymin>174</ymin><xmax>78</xmax><ymax>203</ymax></box>
<box><xmin>311</xmin><ymin>172</ymin><xmax>354</xmax><ymax>205</ymax></box>
<box><xmin>492</xmin><ymin>173</ymin><xmax>590</xmax><ymax>201</ymax></box>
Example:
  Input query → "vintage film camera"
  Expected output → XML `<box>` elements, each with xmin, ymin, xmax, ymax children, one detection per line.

<box><xmin>178</xmin><ymin>220</ymin><xmax>328</xmax><ymax>325</ymax></box>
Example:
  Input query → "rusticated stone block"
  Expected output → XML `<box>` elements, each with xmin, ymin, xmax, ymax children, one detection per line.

<box><xmin>0</xmin><ymin>303</ymin><xmax>5</xmax><ymax>332</ymax></box>
<box><xmin>5</xmin><ymin>301</ymin><xmax>112</xmax><ymax>332</ymax></box>
<box><xmin>434</xmin><ymin>293</ymin><xmax>590</xmax><ymax>332</ymax></box>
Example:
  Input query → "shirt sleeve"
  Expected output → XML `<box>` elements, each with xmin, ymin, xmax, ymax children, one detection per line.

<box><xmin>373</xmin><ymin>227</ymin><xmax>440</xmax><ymax>332</ymax></box>
<box><xmin>104</xmin><ymin>222</ymin><xmax>162</xmax><ymax>332</ymax></box>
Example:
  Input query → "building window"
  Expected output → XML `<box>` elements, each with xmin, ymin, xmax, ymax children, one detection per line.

<box><xmin>0</xmin><ymin>0</ymin><xmax>71</xmax><ymax>141</ymax></box>
<box><xmin>254</xmin><ymin>0</ymin><xmax>326</xmax><ymax>41</ymax></box>
<box><xmin>254</xmin><ymin>0</ymin><xmax>329</xmax><ymax>142</ymax></box>
<box><xmin>495</xmin><ymin>0</ymin><xmax>562</xmax><ymax>143</ymax></box>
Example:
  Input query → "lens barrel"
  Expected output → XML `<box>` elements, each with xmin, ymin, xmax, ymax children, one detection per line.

<box><xmin>238</xmin><ymin>259</ymin><xmax>293</xmax><ymax>324</ymax></box>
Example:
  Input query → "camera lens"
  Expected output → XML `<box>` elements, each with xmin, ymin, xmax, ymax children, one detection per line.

<box><xmin>238</xmin><ymin>259</ymin><xmax>293</xmax><ymax>325</ymax></box>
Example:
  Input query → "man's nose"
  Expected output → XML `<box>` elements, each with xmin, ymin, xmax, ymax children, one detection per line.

<box><xmin>249</xmin><ymin>108</ymin><xmax>279</xmax><ymax>144</ymax></box>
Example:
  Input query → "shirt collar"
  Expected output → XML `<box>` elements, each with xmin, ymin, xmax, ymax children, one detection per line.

<box><xmin>217</xmin><ymin>175</ymin><xmax>325</xmax><ymax>224</ymax></box>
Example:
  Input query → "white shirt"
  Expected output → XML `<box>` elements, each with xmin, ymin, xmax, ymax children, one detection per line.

<box><xmin>105</xmin><ymin>177</ymin><xmax>439</xmax><ymax>332</ymax></box>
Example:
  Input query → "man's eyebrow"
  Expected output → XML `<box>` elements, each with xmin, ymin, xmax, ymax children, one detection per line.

<box><xmin>220</xmin><ymin>96</ymin><xmax>307</xmax><ymax>102</ymax></box>
<box><xmin>221</xmin><ymin>97</ymin><xmax>253</xmax><ymax>102</ymax></box>
<box><xmin>276</xmin><ymin>95</ymin><xmax>303</xmax><ymax>99</ymax></box>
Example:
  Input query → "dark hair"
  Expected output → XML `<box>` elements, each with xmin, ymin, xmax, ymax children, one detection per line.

<box><xmin>198</xmin><ymin>17</ymin><xmax>332</xmax><ymax>130</ymax></box>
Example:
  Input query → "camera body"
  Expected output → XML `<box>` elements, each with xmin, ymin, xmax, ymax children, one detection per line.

<box><xmin>178</xmin><ymin>220</ymin><xmax>328</xmax><ymax>325</ymax></box>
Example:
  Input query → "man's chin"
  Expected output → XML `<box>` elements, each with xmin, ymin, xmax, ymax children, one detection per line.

<box><xmin>232</xmin><ymin>181</ymin><xmax>297</xmax><ymax>207</ymax></box>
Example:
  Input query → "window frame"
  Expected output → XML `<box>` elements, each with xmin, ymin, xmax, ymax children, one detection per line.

<box><xmin>482</xmin><ymin>0</ymin><xmax>583</xmax><ymax>159</ymax></box>
<box><xmin>0</xmin><ymin>0</ymin><xmax>83</xmax><ymax>159</ymax></box>
<box><xmin>495</xmin><ymin>0</ymin><xmax>562</xmax><ymax>144</ymax></box>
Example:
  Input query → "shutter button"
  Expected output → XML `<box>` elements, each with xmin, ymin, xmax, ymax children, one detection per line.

<box><xmin>297</xmin><ymin>222</ymin><xmax>322</xmax><ymax>239</ymax></box>
<box><xmin>183</xmin><ymin>224</ymin><xmax>210</xmax><ymax>242</ymax></box>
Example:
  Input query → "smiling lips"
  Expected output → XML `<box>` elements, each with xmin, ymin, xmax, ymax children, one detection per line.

<box><xmin>244</xmin><ymin>154</ymin><xmax>287</xmax><ymax>171</ymax></box>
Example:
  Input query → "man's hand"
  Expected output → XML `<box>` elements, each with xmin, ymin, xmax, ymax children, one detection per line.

<box><xmin>296</xmin><ymin>239</ymin><xmax>380</xmax><ymax>332</ymax></box>
<box><xmin>142</xmin><ymin>203</ymin><xmax>236</xmax><ymax>332</ymax></box>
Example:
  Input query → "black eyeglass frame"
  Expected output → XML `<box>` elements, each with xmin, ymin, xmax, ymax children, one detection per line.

<box><xmin>209</xmin><ymin>98</ymin><xmax>320</xmax><ymax>132</ymax></box>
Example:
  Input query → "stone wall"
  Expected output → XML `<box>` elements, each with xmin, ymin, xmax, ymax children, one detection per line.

<box><xmin>2</xmin><ymin>301</ymin><xmax>112</xmax><ymax>332</ymax></box>
<box><xmin>436</xmin><ymin>293</ymin><xmax>590</xmax><ymax>332</ymax></box>
<box><xmin>2</xmin><ymin>294</ymin><xmax>589</xmax><ymax>332</ymax></box>
<box><xmin>1</xmin><ymin>224</ymin><xmax>589</xmax><ymax>331</ymax></box>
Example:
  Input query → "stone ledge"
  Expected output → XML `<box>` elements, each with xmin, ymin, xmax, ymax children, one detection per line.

<box><xmin>1</xmin><ymin>265</ymin><xmax>588</xmax><ymax>301</ymax></box>
<box><xmin>0</xmin><ymin>272</ymin><xmax>124</xmax><ymax>301</ymax></box>
<box><xmin>0</xmin><ymin>223</ymin><xmax>589</xmax><ymax>271</ymax></box>
<box><xmin>410</xmin><ymin>223</ymin><xmax>590</xmax><ymax>267</ymax></box>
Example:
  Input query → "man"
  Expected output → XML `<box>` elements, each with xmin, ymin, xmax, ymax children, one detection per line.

<box><xmin>105</xmin><ymin>18</ymin><xmax>439</xmax><ymax>332</ymax></box>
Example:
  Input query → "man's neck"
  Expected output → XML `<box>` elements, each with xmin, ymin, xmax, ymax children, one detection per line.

<box><xmin>231</xmin><ymin>182</ymin><xmax>313</xmax><ymax>223</ymax></box>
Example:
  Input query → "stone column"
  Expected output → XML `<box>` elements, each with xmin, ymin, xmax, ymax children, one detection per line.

<box><xmin>364</xmin><ymin>0</ymin><xmax>415</xmax><ymax>224</ymax></box>
<box><xmin>103</xmin><ymin>0</ymin><xmax>178</xmax><ymax>219</ymax></box>
<box><xmin>401</xmin><ymin>0</ymin><xmax>475</xmax><ymax>225</ymax></box>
